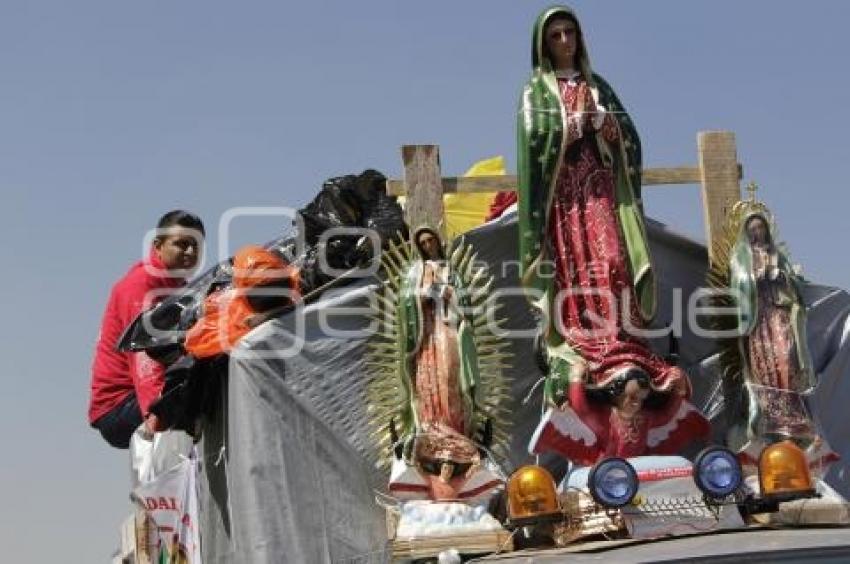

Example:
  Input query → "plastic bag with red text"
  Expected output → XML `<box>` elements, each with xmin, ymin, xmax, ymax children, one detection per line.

<box><xmin>131</xmin><ymin>451</ymin><xmax>202</xmax><ymax>563</ymax></box>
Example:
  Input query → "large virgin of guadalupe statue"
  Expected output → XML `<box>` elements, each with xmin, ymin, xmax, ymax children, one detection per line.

<box><xmin>519</xmin><ymin>6</ymin><xmax>709</xmax><ymax>464</ymax></box>
<box><xmin>366</xmin><ymin>227</ymin><xmax>511</xmax><ymax>503</ymax></box>
<box><xmin>708</xmin><ymin>192</ymin><xmax>837</xmax><ymax>471</ymax></box>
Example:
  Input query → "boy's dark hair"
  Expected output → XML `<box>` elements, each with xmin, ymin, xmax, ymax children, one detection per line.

<box><xmin>156</xmin><ymin>210</ymin><xmax>205</xmax><ymax>237</ymax></box>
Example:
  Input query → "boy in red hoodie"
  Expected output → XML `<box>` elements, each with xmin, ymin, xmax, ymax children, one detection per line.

<box><xmin>89</xmin><ymin>210</ymin><xmax>205</xmax><ymax>448</ymax></box>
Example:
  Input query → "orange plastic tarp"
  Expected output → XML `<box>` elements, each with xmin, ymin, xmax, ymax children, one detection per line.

<box><xmin>185</xmin><ymin>245</ymin><xmax>299</xmax><ymax>359</ymax></box>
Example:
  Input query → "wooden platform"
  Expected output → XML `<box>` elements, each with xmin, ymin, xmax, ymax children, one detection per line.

<box><xmin>392</xmin><ymin>530</ymin><xmax>515</xmax><ymax>561</ymax></box>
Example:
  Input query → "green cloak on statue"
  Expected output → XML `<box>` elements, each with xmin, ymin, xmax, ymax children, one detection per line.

<box><xmin>516</xmin><ymin>5</ymin><xmax>655</xmax><ymax>394</ymax></box>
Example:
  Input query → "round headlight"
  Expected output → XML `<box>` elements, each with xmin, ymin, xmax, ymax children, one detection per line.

<box><xmin>588</xmin><ymin>457</ymin><xmax>638</xmax><ymax>508</ymax></box>
<box><xmin>693</xmin><ymin>446</ymin><xmax>742</xmax><ymax>499</ymax></box>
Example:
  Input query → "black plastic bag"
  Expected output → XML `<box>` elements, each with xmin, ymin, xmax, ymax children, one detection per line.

<box><xmin>116</xmin><ymin>169</ymin><xmax>406</xmax><ymax>357</ymax></box>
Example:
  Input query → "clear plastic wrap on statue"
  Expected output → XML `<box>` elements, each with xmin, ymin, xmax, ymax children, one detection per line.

<box><xmin>513</xmin><ymin>5</ymin><xmax>733</xmax><ymax>542</ymax></box>
<box><xmin>706</xmin><ymin>185</ymin><xmax>846</xmax><ymax>524</ymax></box>
<box><xmin>515</xmin><ymin>4</ymin><xmax>711</xmax><ymax>464</ymax></box>
<box><xmin>366</xmin><ymin>226</ymin><xmax>514</xmax><ymax>555</ymax></box>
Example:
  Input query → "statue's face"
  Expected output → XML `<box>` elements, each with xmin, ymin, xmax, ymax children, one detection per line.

<box><xmin>417</xmin><ymin>231</ymin><xmax>440</xmax><ymax>260</ymax></box>
<box><xmin>615</xmin><ymin>379</ymin><xmax>649</xmax><ymax>418</ymax></box>
<box><xmin>544</xmin><ymin>17</ymin><xmax>578</xmax><ymax>68</ymax></box>
<box><xmin>746</xmin><ymin>217</ymin><xmax>769</xmax><ymax>246</ymax></box>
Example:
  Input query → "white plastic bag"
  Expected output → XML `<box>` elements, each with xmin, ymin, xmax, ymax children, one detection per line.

<box><xmin>131</xmin><ymin>450</ymin><xmax>203</xmax><ymax>563</ymax></box>
<box><xmin>130</xmin><ymin>426</ymin><xmax>195</xmax><ymax>485</ymax></box>
<box><xmin>130</xmin><ymin>426</ymin><xmax>161</xmax><ymax>484</ymax></box>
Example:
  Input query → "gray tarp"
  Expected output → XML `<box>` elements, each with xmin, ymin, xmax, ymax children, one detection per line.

<box><xmin>197</xmin><ymin>212</ymin><xmax>850</xmax><ymax>563</ymax></box>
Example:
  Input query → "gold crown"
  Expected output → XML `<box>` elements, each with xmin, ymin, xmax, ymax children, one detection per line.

<box><xmin>727</xmin><ymin>181</ymin><xmax>774</xmax><ymax>231</ymax></box>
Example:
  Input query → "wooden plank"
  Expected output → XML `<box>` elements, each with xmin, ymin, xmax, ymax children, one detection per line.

<box><xmin>644</xmin><ymin>164</ymin><xmax>742</xmax><ymax>186</ymax></box>
<box><xmin>642</xmin><ymin>166</ymin><xmax>701</xmax><ymax>185</ymax></box>
<box><xmin>401</xmin><ymin>145</ymin><xmax>445</xmax><ymax>237</ymax></box>
<box><xmin>387</xmin><ymin>175</ymin><xmax>517</xmax><ymax>196</ymax></box>
<box><xmin>392</xmin><ymin>530</ymin><xmax>514</xmax><ymax>560</ymax></box>
<box><xmin>697</xmin><ymin>131</ymin><xmax>741</xmax><ymax>258</ymax></box>
<box><xmin>385</xmin><ymin>165</ymin><xmax>742</xmax><ymax>195</ymax></box>
<box><xmin>385</xmin><ymin>179</ymin><xmax>406</xmax><ymax>196</ymax></box>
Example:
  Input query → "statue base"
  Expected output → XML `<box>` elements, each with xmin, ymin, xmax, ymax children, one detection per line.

<box><xmin>387</xmin><ymin>501</ymin><xmax>512</xmax><ymax>561</ymax></box>
<box><xmin>745</xmin><ymin>476</ymin><xmax>850</xmax><ymax>526</ymax></box>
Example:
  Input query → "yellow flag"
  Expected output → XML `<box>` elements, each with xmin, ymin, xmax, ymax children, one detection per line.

<box><xmin>444</xmin><ymin>156</ymin><xmax>506</xmax><ymax>241</ymax></box>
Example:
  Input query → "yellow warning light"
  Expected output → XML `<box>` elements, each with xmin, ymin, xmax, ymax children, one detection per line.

<box><xmin>759</xmin><ymin>440</ymin><xmax>815</xmax><ymax>502</ymax></box>
<box><xmin>507</xmin><ymin>465</ymin><xmax>561</xmax><ymax>524</ymax></box>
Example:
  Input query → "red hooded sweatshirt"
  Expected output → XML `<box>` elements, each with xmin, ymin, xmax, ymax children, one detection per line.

<box><xmin>88</xmin><ymin>249</ymin><xmax>185</xmax><ymax>424</ymax></box>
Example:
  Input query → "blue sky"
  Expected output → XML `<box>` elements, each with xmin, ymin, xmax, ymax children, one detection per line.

<box><xmin>1</xmin><ymin>1</ymin><xmax>848</xmax><ymax>561</ymax></box>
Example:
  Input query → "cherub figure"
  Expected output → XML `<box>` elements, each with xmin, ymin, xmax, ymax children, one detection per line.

<box><xmin>530</xmin><ymin>360</ymin><xmax>709</xmax><ymax>466</ymax></box>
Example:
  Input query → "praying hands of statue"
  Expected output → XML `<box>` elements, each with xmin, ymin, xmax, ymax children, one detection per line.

<box><xmin>574</xmin><ymin>82</ymin><xmax>618</xmax><ymax>143</ymax></box>
<box><xmin>440</xmin><ymin>284</ymin><xmax>461</xmax><ymax>324</ymax></box>
<box><xmin>579</xmin><ymin>83</ymin><xmax>605</xmax><ymax>132</ymax></box>
<box><xmin>767</xmin><ymin>255</ymin><xmax>784</xmax><ymax>283</ymax></box>
<box><xmin>565</xmin><ymin>83</ymin><xmax>594</xmax><ymax>140</ymax></box>
<box><xmin>756</xmin><ymin>250</ymin><xmax>784</xmax><ymax>284</ymax></box>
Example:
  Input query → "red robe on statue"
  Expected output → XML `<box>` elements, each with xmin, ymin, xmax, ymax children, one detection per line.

<box><xmin>527</xmin><ymin>76</ymin><xmax>709</xmax><ymax>464</ymax></box>
<box><xmin>548</xmin><ymin>75</ymin><xmax>685</xmax><ymax>394</ymax></box>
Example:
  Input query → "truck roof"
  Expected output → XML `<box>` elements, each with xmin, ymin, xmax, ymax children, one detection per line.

<box><xmin>474</xmin><ymin>526</ymin><xmax>850</xmax><ymax>563</ymax></box>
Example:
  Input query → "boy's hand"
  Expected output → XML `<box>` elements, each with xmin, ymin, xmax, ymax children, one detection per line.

<box><xmin>142</xmin><ymin>414</ymin><xmax>164</xmax><ymax>438</ymax></box>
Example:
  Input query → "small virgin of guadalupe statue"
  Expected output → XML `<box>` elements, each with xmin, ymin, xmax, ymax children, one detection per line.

<box><xmin>366</xmin><ymin>227</ymin><xmax>512</xmax><ymax>504</ymax></box>
<box><xmin>707</xmin><ymin>187</ymin><xmax>838</xmax><ymax>472</ymax></box>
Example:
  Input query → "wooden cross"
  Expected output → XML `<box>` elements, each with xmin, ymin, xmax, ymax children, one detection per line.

<box><xmin>746</xmin><ymin>181</ymin><xmax>759</xmax><ymax>202</ymax></box>
<box><xmin>390</xmin><ymin>130</ymin><xmax>742</xmax><ymax>262</ymax></box>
